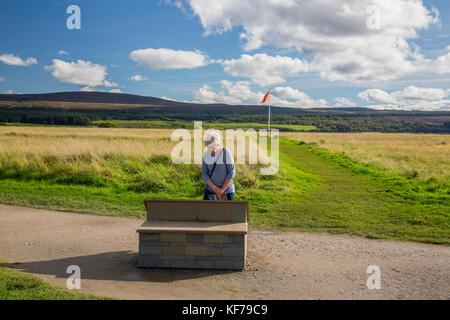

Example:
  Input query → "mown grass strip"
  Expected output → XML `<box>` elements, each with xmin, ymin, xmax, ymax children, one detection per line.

<box><xmin>277</xmin><ymin>137</ymin><xmax>449</xmax><ymax>244</ymax></box>
<box><xmin>288</xmin><ymin>138</ymin><xmax>449</xmax><ymax>205</ymax></box>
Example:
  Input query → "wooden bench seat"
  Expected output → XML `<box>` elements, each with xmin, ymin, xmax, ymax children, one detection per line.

<box><xmin>137</xmin><ymin>221</ymin><xmax>248</xmax><ymax>234</ymax></box>
<box><xmin>137</xmin><ymin>199</ymin><xmax>249</xmax><ymax>270</ymax></box>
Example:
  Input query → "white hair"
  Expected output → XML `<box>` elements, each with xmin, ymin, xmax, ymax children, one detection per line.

<box><xmin>204</xmin><ymin>131</ymin><xmax>221</xmax><ymax>150</ymax></box>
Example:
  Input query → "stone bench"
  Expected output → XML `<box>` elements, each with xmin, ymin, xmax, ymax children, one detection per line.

<box><xmin>137</xmin><ymin>199</ymin><xmax>249</xmax><ymax>270</ymax></box>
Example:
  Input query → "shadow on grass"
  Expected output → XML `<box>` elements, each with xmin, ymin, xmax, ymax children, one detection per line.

<box><xmin>1</xmin><ymin>251</ymin><xmax>237</xmax><ymax>283</ymax></box>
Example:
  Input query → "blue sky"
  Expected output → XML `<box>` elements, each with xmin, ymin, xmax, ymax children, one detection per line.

<box><xmin>0</xmin><ymin>0</ymin><xmax>449</xmax><ymax>110</ymax></box>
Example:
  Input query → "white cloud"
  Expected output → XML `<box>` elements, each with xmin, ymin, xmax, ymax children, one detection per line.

<box><xmin>193</xmin><ymin>81</ymin><xmax>259</xmax><ymax>104</ymax></box>
<box><xmin>161</xmin><ymin>96</ymin><xmax>176</xmax><ymax>101</ymax></box>
<box><xmin>129</xmin><ymin>74</ymin><xmax>148</xmax><ymax>81</ymax></box>
<box><xmin>103</xmin><ymin>80</ymin><xmax>118</xmax><ymax>88</ymax></box>
<box><xmin>272</xmin><ymin>87</ymin><xmax>328</xmax><ymax>108</ymax></box>
<box><xmin>193</xmin><ymin>85</ymin><xmax>218</xmax><ymax>103</ymax></box>
<box><xmin>333</xmin><ymin>97</ymin><xmax>357</xmax><ymax>107</ymax></box>
<box><xmin>0</xmin><ymin>53</ymin><xmax>37</xmax><ymax>67</ymax></box>
<box><xmin>130</xmin><ymin>48</ymin><xmax>210</xmax><ymax>70</ymax></box>
<box><xmin>79</xmin><ymin>86</ymin><xmax>96</xmax><ymax>92</ymax></box>
<box><xmin>193</xmin><ymin>83</ymin><xmax>244</xmax><ymax>104</ymax></box>
<box><xmin>362</xmin><ymin>104</ymin><xmax>400</xmax><ymax>110</ymax></box>
<box><xmin>193</xmin><ymin>81</ymin><xmax>328</xmax><ymax>108</ymax></box>
<box><xmin>421</xmin><ymin>46</ymin><xmax>450</xmax><ymax>74</ymax></box>
<box><xmin>0</xmin><ymin>77</ymin><xmax>4</xmax><ymax>82</ymax></box>
<box><xmin>78</xmin><ymin>87</ymin><xmax>123</xmax><ymax>94</ymax></box>
<box><xmin>358</xmin><ymin>89</ymin><xmax>397</xmax><ymax>104</ymax></box>
<box><xmin>180</xmin><ymin>0</ymin><xmax>445</xmax><ymax>83</ymax></box>
<box><xmin>5</xmin><ymin>90</ymin><xmax>13</xmax><ymax>94</ymax></box>
<box><xmin>45</xmin><ymin>59</ymin><xmax>118</xmax><ymax>88</ymax></box>
<box><xmin>222</xmin><ymin>53</ymin><xmax>308</xmax><ymax>86</ymax></box>
<box><xmin>358</xmin><ymin>85</ymin><xmax>450</xmax><ymax>110</ymax></box>
<box><xmin>58</xmin><ymin>50</ymin><xmax>69</xmax><ymax>56</ymax></box>
<box><xmin>392</xmin><ymin>85</ymin><xmax>447</xmax><ymax>101</ymax></box>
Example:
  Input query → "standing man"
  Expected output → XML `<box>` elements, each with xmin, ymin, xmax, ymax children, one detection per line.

<box><xmin>201</xmin><ymin>131</ymin><xmax>236</xmax><ymax>200</ymax></box>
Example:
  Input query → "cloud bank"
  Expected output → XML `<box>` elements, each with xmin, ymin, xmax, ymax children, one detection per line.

<box><xmin>179</xmin><ymin>0</ymin><xmax>448</xmax><ymax>83</ymax></box>
<box><xmin>193</xmin><ymin>80</ymin><xmax>328</xmax><ymax>108</ymax></box>
<box><xmin>358</xmin><ymin>86</ymin><xmax>450</xmax><ymax>111</ymax></box>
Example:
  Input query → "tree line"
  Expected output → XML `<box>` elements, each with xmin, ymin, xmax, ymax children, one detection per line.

<box><xmin>0</xmin><ymin>106</ymin><xmax>449</xmax><ymax>133</ymax></box>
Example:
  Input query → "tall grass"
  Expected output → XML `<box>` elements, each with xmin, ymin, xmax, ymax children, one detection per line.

<box><xmin>283</xmin><ymin>132</ymin><xmax>450</xmax><ymax>182</ymax></box>
<box><xmin>0</xmin><ymin>127</ymin><xmax>268</xmax><ymax>197</ymax></box>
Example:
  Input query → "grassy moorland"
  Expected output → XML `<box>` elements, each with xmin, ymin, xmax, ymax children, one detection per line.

<box><xmin>0</xmin><ymin>126</ymin><xmax>448</xmax><ymax>244</ymax></box>
<box><xmin>0</xmin><ymin>266</ymin><xmax>106</xmax><ymax>300</ymax></box>
<box><xmin>92</xmin><ymin>120</ymin><xmax>317</xmax><ymax>131</ymax></box>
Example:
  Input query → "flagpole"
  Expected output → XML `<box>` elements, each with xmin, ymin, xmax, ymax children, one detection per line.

<box><xmin>268</xmin><ymin>90</ymin><xmax>271</xmax><ymax>134</ymax></box>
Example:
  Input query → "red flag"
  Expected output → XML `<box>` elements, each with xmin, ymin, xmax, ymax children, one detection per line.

<box><xmin>261</xmin><ymin>89</ymin><xmax>271</xmax><ymax>103</ymax></box>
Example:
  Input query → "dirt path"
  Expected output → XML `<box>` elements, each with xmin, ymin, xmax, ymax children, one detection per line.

<box><xmin>0</xmin><ymin>204</ymin><xmax>448</xmax><ymax>299</ymax></box>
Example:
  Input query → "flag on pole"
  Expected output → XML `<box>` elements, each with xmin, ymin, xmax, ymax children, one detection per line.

<box><xmin>261</xmin><ymin>89</ymin><xmax>272</xmax><ymax>133</ymax></box>
<box><xmin>261</xmin><ymin>89</ymin><xmax>271</xmax><ymax>103</ymax></box>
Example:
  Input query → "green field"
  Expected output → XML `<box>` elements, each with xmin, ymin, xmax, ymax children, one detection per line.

<box><xmin>0</xmin><ymin>127</ymin><xmax>448</xmax><ymax>244</ymax></box>
<box><xmin>92</xmin><ymin>120</ymin><xmax>317</xmax><ymax>131</ymax></box>
<box><xmin>2</xmin><ymin>120</ymin><xmax>317</xmax><ymax>131</ymax></box>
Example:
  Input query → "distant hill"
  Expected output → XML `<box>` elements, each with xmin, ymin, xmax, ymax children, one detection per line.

<box><xmin>0</xmin><ymin>91</ymin><xmax>375</xmax><ymax>112</ymax></box>
<box><xmin>0</xmin><ymin>91</ymin><xmax>187</xmax><ymax>106</ymax></box>
<box><xmin>1</xmin><ymin>91</ymin><xmax>449</xmax><ymax>116</ymax></box>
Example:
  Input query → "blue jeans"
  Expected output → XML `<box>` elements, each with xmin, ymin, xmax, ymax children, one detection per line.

<box><xmin>203</xmin><ymin>188</ymin><xmax>235</xmax><ymax>201</ymax></box>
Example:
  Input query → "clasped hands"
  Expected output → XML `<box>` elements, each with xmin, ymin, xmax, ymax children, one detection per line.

<box><xmin>211</xmin><ymin>184</ymin><xmax>225</xmax><ymax>199</ymax></box>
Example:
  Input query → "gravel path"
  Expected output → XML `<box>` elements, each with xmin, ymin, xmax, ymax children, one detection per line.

<box><xmin>0</xmin><ymin>204</ymin><xmax>448</xmax><ymax>300</ymax></box>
